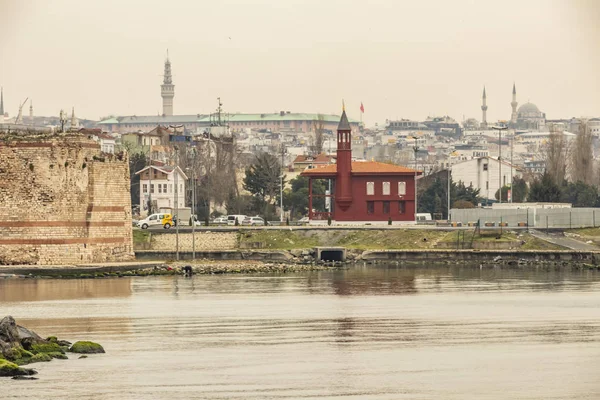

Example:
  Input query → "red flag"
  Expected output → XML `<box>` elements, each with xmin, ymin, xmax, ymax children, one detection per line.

<box><xmin>360</xmin><ymin>102</ymin><xmax>364</xmax><ymax>113</ymax></box>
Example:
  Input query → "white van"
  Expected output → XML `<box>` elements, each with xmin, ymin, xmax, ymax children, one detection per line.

<box><xmin>227</xmin><ymin>215</ymin><xmax>246</xmax><ymax>226</ymax></box>
<box><xmin>136</xmin><ymin>213</ymin><xmax>173</xmax><ymax>229</ymax></box>
<box><xmin>416</xmin><ymin>213</ymin><xmax>433</xmax><ymax>223</ymax></box>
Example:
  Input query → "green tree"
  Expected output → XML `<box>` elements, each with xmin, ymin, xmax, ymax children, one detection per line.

<box><xmin>511</xmin><ymin>176</ymin><xmax>528</xmax><ymax>202</ymax></box>
<box><xmin>528</xmin><ymin>172</ymin><xmax>562</xmax><ymax>202</ymax></box>
<box><xmin>560</xmin><ymin>181</ymin><xmax>599</xmax><ymax>207</ymax></box>
<box><xmin>243</xmin><ymin>152</ymin><xmax>286</xmax><ymax>218</ymax></box>
<box><xmin>454</xmin><ymin>181</ymin><xmax>481</xmax><ymax>206</ymax></box>
<box><xmin>283</xmin><ymin>176</ymin><xmax>326</xmax><ymax>219</ymax></box>
<box><xmin>129</xmin><ymin>152</ymin><xmax>149</xmax><ymax>214</ymax></box>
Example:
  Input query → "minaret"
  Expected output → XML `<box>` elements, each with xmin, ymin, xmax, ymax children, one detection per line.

<box><xmin>335</xmin><ymin>102</ymin><xmax>353</xmax><ymax>211</ymax></box>
<box><xmin>29</xmin><ymin>100</ymin><xmax>33</xmax><ymax>119</ymax></box>
<box><xmin>70</xmin><ymin>107</ymin><xmax>79</xmax><ymax>130</ymax></box>
<box><xmin>161</xmin><ymin>51</ymin><xmax>175</xmax><ymax>116</ymax></box>
<box><xmin>480</xmin><ymin>86</ymin><xmax>488</xmax><ymax>129</ymax></box>
<box><xmin>0</xmin><ymin>87</ymin><xmax>4</xmax><ymax>116</ymax></box>
<box><xmin>510</xmin><ymin>83</ymin><xmax>518</xmax><ymax>125</ymax></box>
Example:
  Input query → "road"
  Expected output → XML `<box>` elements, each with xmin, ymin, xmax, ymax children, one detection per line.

<box><xmin>529</xmin><ymin>229</ymin><xmax>599</xmax><ymax>251</ymax></box>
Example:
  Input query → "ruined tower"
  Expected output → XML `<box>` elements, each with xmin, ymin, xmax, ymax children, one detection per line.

<box><xmin>335</xmin><ymin>104</ymin><xmax>353</xmax><ymax>211</ymax></box>
<box><xmin>480</xmin><ymin>86</ymin><xmax>488</xmax><ymax>129</ymax></box>
<box><xmin>161</xmin><ymin>52</ymin><xmax>174</xmax><ymax>116</ymax></box>
<box><xmin>510</xmin><ymin>83</ymin><xmax>518</xmax><ymax>125</ymax></box>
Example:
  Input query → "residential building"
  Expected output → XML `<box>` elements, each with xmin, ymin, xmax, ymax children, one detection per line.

<box><xmin>135</xmin><ymin>165</ymin><xmax>187</xmax><ymax>216</ymax></box>
<box><xmin>450</xmin><ymin>157</ymin><xmax>522</xmax><ymax>203</ymax></box>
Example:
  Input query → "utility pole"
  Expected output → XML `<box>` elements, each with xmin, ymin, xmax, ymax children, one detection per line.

<box><xmin>280</xmin><ymin>144</ymin><xmax>286</xmax><ymax>223</ymax></box>
<box><xmin>413</xmin><ymin>140</ymin><xmax>419</xmax><ymax>222</ymax></box>
<box><xmin>174</xmin><ymin>147</ymin><xmax>180</xmax><ymax>261</ymax></box>
<box><xmin>510</xmin><ymin>130</ymin><xmax>514</xmax><ymax>203</ymax></box>
<box><xmin>191</xmin><ymin>164</ymin><xmax>196</xmax><ymax>260</ymax></box>
<box><xmin>447</xmin><ymin>166</ymin><xmax>451</xmax><ymax>220</ymax></box>
<box><xmin>147</xmin><ymin>149</ymin><xmax>153</xmax><ymax>215</ymax></box>
<box><xmin>492</xmin><ymin>124</ymin><xmax>508</xmax><ymax>204</ymax></box>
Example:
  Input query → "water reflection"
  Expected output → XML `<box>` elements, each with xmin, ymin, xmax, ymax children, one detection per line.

<box><xmin>0</xmin><ymin>278</ymin><xmax>132</xmax><ymax>302</ymax></box>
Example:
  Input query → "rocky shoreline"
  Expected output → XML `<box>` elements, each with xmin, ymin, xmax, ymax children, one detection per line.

<box><xmin>0</xmin><ymin>316</ymin><xmax>104</xmax><ymax>379</ymax></box>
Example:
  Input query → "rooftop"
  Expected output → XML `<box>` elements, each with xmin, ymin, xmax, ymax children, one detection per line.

<box><xmin>301</xmin><ymin>161</ymin><xmax>420</xmax><ymax>177</ymax></box>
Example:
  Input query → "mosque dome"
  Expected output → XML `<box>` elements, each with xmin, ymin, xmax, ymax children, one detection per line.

<box><xmin>518</xmin><ymin>102</ymin><xmax>540</xmax><ymax>115</ymax></box>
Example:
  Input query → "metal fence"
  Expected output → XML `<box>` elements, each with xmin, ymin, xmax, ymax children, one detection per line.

<box><xmin>450</xmin><ymin>207</ymin><xmax>600</xmax><ymax>229</ymax></box>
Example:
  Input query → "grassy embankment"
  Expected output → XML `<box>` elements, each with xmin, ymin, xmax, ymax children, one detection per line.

<box><xmin>566</xmin><ymin>228</ymin><xmax>600</xmax><ymax>247</ymax></box>
<box><xmin>131</xmin><ymin>227</ymin><xmax>566</xmax><ymax>251</ymax></box>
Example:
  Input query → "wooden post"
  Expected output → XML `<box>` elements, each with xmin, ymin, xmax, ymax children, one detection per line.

<box><xmin>308</xmin><ymin>178</ymin><xmax>313</xmax><ymax>220</ymax></box>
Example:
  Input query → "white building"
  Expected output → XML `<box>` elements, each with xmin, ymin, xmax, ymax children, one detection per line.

<box><xmin>451</xmin><ymin>157</ymin><xmax>522</xmax><ymax>202</ymax></box>
<box><xmin>135</xmin><ymin>165</ymin><xmax>187</xmax><ymax>216</ymax></box>
<box><xmin>92</xmin><ymin>133</ymin><xmax>116</xmax><ymax>154</ymax></box>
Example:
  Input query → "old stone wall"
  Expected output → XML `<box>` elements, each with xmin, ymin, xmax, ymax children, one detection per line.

<box><xmin>150</xmin><ymin>232</ymin><xmax>237</xmax><ymax>251</ymax></box>
<box><xmin>0</xmin><ymin>132</ymin><xmax>134</xmax><ymax>265</ymax></box>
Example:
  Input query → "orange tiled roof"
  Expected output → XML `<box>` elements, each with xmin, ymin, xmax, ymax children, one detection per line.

<box><xmin>301</xmin><ymin>161</ymin><xmax>420</xmax><ymax>176</ymax></box>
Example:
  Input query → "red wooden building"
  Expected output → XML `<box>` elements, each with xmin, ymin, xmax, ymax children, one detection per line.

<box><xmin>301</xmin><ymin>109</ymin><xmax>421</xmax><ymax>223</ymax></box>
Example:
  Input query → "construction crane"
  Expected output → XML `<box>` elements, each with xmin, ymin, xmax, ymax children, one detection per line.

<box><xmin>15</xmin><ymin>97</ymin><xmax>28</xmax><ymax>124</ymax></box>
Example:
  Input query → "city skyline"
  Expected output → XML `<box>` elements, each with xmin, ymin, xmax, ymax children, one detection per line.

<box><xmin>1</xmin><ymin>0</ymin><xmax>599</xmax><ymax>125</ymax></box>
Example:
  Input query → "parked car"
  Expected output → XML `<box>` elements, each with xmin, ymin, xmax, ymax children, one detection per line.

<box><xmin>212</xmin><ymin>216</ymin><xmax>228</xmax><ymax>225</ymax></box>
<box><xmin>227</xmin><ymin>215</ymin><xmax>247</xmax><ymax>226</ymax></box>
<box><xmin>137</xmin><ymin>213</ymin><xmax>173</xmax><ymax>229</ymax></box>
<box><xmin>242</xmin><ymin>216</ymin><xmax>266</xmax><ymax>226</ymax></box>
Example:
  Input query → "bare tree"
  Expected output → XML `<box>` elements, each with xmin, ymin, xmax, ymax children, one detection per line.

<box><xmin>570</xmin><ymin>120</ymin><xmax>594</xmax><ymax>184</ymax></box>
<box><xmin>542</xmin><ymin>127</ymin><xmax>569</xmax><ymax>186</ymax></box>
<box><xmin>310</xmin><ymin>114</ymin><xmax>326</xmax><ymax>155</ymax></box>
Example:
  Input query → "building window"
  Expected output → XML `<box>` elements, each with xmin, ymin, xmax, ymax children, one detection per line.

<box><xmin>398</xmin><ymin>181</ymin><xmax>406</xmax><ymax>195</ymax></box>
<box><xmin>382</xmin><ymin>182</ymin><xmax>390</xmax><ymax>195</ymax></box>
<box><xmin>486</xmin><ymin>181</ymin><xmax>489</xmax><ymax>189</ymax></box>
<box><xmin>383</xmin><ymin>201</ymin><xmax>390</xmax><ymax>214</ymax></box>
<box><xmin>150</xmin><ymin>184</ymin><xmax>155</xmax><ymax>194</ymax></box>
<box><xmin>180</xmin><ymin>184</ymin><xmax>183</xmax><ymax>194</ymax></box>
<box><xmin>367</xmin><ymin>201</ymin><xmax>374</xmax><ymax>214</ymax></box>
<box><xmin>163</xmin><ymin>184</ymin><xmax>168</xmax><ymax>193</ymax></box>
<box><xmin>398</xmin><ymin>201</ymin><xmax>406</xmax><ymax>214</ymax></box>
<box><xmin>366</xmin><ymin>182</ymin><xmax>375</xmax><ymax>195</ymax></box>
<box><xmin>143</xmin><ymin>184</ymin><xmax>147</xmax><ymax>193</ymax></box>
<box><xmin>483</xmin><ymin>163</ymin><xmax>488</xmax><ymax>171</ymax></box>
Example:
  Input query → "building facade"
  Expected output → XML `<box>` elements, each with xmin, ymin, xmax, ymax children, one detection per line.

<box><xmin>451</xmin><ymin>157</ymin><xmax>522</xmax><ymax>203</ymax></box>
<box><xmin>301</xmin><ymin>110</ymin><xmax>420</xmax><ymax>224</ymax></box>
<box><xmin>135</xmin><ymin>165</ymin><xmax>187</xmax><ymax>216</ymax></box>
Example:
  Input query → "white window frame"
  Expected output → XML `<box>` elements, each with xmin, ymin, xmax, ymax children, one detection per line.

<box><xmin>398</xmin><ymin>181</ymin><xmax>406</xmax><ymax>195</ymax></box>
<box><xmin>382</xmin><ymin>182</ymin><xmax>390</xmax><ymax>196</ymax></box>
<box><xmin>366</xmin><ymin>182</ymin><xmax>375</xmax><ymax>195</ymax></box>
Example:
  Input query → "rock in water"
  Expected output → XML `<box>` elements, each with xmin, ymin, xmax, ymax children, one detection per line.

<box><xmin>0</xmin><ymin>316</ymin><xmax>20</xmax><ymax>343</ymax></box>
<box><xmin>69</xmin><ymin>341</ymin><xmax>105</xmax><ymax>354</ymax></box>
<box><xmin>0</xmin><ymin>359</ymin><xmax>37</xmax><ymax>377</ymax></box>
<box><xmin>12</xmin><ymin>376</ymin><xmax>39</xmax><ymax>380</ymax></box>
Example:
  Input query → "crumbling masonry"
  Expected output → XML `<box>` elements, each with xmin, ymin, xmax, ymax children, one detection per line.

<box><xmin>0</xmin><ymin>132</ymin><xmax>134</xmax><ymax>265</ymax></box>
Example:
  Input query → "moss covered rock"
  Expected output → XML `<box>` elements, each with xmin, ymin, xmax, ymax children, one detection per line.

<box><xmin>69</xmin><ymin>341</ymin><xmax>105</xmax><ymax>354</ymax></box>
<box><xmin>0</xmin><ymin>359</ymin><xmax>37</xmax><ymax>377</ymax></box>
<box><xmin>30</xmin><ymin>353</ymin><xmax>52</xmax><ymax>363</ymax></box>
<box><xmin>30</xmin><ymin>342</ymin><xmax>64</xmax><ymax>355</ymax></box>
<box><xmin>48</xmin><ymin>352</ymin><xmax>68</xmax><ymax>360</ymax></box>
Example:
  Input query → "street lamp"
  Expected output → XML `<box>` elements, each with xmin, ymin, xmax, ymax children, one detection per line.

<box><xmin>492</xmin><ymin>123</ymin><xmax>508</xmax><ymax>204</ymax></box>
<box><xmin>413</xmin><ymin>140</ymin><xmax>419</xmax><ymax>222</ymax></box>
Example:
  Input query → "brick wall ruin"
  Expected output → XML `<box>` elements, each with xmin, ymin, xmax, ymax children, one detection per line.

<box><xmin>0</xmin><ymin>132</ymin><xmax>134</xmax><ymax>265</ymax></box>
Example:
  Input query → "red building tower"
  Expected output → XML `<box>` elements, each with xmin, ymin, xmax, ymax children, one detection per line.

<box><xmin>335</xmin><ymin>107</ymin><xmax>353</xmax><ymax>211</ymax></box>
<box><xmin>302</xmin><ymin>108</ymin><xmax>421</xmax><ymax>224</ymax></box>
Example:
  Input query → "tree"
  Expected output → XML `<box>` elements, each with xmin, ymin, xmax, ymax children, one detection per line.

<box><xmin>284</xmin><ymin>176</ymin><xmax>326</xmax><ymax>218</ymax></box>
<box><xmin>128</xmin><ymin>152</ymin><xmax>149</xmax><ymax>214</ymax></box>
<box><xmin>560</xmin><ymin>181</ymin><xmax>599</xmax><ymax>207</ymax></box>
<box><xmin>494</xmin><ymin>186</ymin><xmax>510</xmax><ymax>202</ymax></box>
<box><xmin>452</xmin><ymin>199</ymin><xmax>475</xmax><ymax>209</ymax></box>
<box><xmin>511</xmin><ymin>176</ymin><xmax>528</xmax><ymax>202</ymax></box>
<box><xmin>243</xmin><ymin>152</ymin><xmax>286</xmax><ymax>218</ymax></box>
<box><xmin>310</xmin><ymin>114</ymin><xmax>326</xmax><ymax>155</ymax></box>
<box><xmin>570</xmin><ymin>121</ymin><xmax>594</xmax><ymax>185</ymax></box>
<box><xmin>528</xmin><ymin>172</ymin><xmax>562</xmax><ymax>202</ymax></box>
<box><xmin>542</xmin><ymin>130</ymin><xmax>569</xmax><ymax>186</ymax></box>
<box><xmin>454</xmin><ymin>181</ymin><xmax>481</xmax><ymax>206</ymax></box>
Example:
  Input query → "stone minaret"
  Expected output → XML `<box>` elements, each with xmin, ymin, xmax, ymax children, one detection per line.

<box><xmin>29</xmin><ymin>100</ymin><xmax>33</xmax><ymax>119</ymax></box>
<box><xmin>480</xmin><ymin>86</ymin><xmax>488</xmax><ymax>129</ymax></box>
<box><xmin>70</xmin><ymin>107</ymin><xmax>79</xmax><ymax>130</ymax></box>
<box><xmin>161</xmin><ymin>53</ymin><xmax>174</xmax><ymax>116</ymax></box>
<box><xmin>335</xmin><ymin>104</ymin><xmax>353</xmax><ymax>211</ymax></box>
<box><xmin>510</xmin><ymin>83</ymin><xmax>518</xmax><ymax>125</ymax></box>
<box><xmin>0</xmin><ymin>87</ymin><xmax>4</xmax><ymax>116</ymax></box>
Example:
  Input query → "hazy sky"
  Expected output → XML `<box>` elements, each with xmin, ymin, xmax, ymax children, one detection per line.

<box><xmin>1</xmin><ymin>0</ymin><xmax>598</xmax><ymax>126</ymax></box>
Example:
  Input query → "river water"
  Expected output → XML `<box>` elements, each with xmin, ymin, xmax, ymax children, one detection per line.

<box><xmin>2</xmin><ymin>265</ymin><xmax>600</xmax><ymax>399</ymax></box>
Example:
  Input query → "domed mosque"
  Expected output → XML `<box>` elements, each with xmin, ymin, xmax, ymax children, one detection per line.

<box><xmin>510</xmin><ymin>84</ymin><xmax>546</xmax><ymax>130</ymax></box>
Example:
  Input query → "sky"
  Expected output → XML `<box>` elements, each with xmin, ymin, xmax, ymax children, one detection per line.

<box><xmin>0</xmin><ymin>0</ymin><xmax>599</xmax><ymax>126</ymax></box>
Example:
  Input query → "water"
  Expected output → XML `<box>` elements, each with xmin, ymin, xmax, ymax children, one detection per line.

<box><xmin>2</xmin><ymin>265</ymin><xmax>600</xmax><ymax>399</ymax></box>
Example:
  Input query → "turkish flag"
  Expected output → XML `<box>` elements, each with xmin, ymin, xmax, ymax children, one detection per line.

<box><xmin>360</xmin><ymin>102</ymin><xmax>364</xmax><ymax>113</ymax></box>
